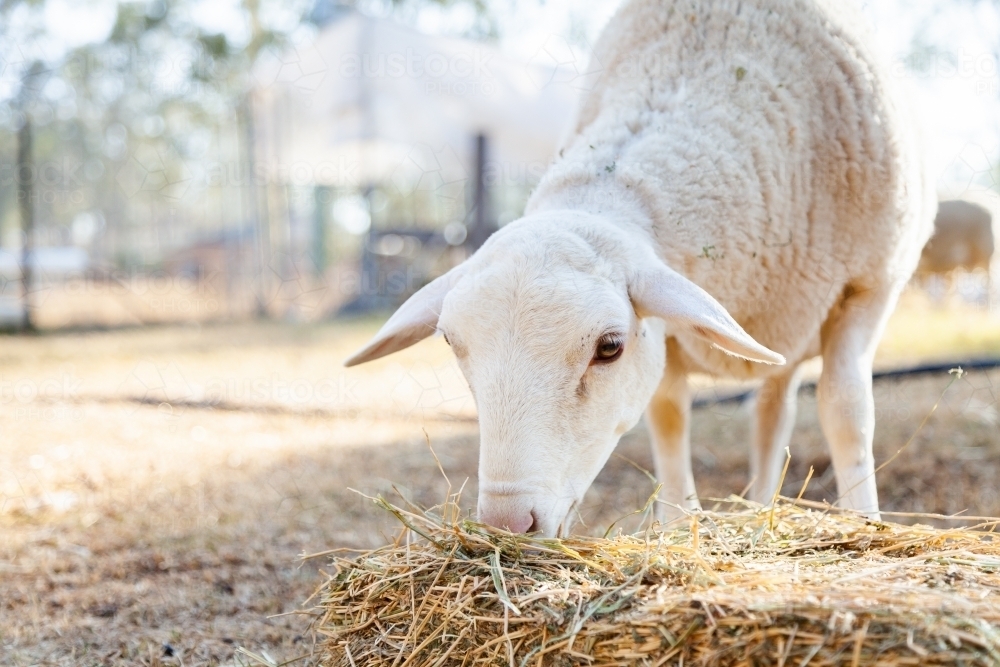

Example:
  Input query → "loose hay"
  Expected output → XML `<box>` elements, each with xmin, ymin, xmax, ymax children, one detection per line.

<box><xmin>315</xmin><ymin>497</ymin><xmax>1000</xmax><ymax>666</ymax></box>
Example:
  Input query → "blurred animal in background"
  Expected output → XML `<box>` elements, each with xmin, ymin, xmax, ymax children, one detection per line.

<box><xmin>917</xmin><ymin>192</ymin><xmax>999</xmax><ymax>305</ymax></box>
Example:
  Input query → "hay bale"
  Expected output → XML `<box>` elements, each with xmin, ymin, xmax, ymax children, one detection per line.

<box><xmin>315</xmin><ymin>497</ymin><xmax>1000</xmax><ymax>666</ymax></box>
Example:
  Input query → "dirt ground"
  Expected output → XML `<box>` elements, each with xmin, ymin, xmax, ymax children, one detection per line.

<box><xmin>3</xmin><ymin>293</ymin><xmax>1000</xmax><ymax>666</ymax></box>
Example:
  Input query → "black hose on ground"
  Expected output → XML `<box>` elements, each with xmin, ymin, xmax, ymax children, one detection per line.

<box><xmin>691</xmin><ymin>357</ymin><xmax>1000</xmax><ymax>408</ymax></box>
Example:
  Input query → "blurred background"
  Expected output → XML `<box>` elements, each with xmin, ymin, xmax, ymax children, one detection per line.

<box><xmin>4</xmin><ymin>1</ymin><xmax>1000</xmax><ymax>665</ymax></box>
<box><xmin>0</xmin><ymin>0</ymin><xmax>587</xmax><ymax>329</ymax></box>
<box><xmin>0</xmin><ymin>0</ymin><xmax>997</xmax><ymax>330</ymax></box>
<box><xmin>0</xmin><ymin>0</ymin><xmax>1000</xmax><ymax>329</ymax></box>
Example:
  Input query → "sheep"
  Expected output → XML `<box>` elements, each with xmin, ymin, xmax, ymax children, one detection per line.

<box><xmin>917</xmin><ymin>193</ymin><xmax>998</xmax><ymax>305</ymax></box>
<box><xmin>345</xmin><ymin>0</ymin><xmax>934</xmax><ymax>535</ymax></box>
<box><xmin>921</xmin><ymin>200</ymin><xmax>994</xmax><ymax>276</ymax></box>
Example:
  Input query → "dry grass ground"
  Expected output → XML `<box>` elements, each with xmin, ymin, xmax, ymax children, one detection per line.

<box><xmin>2</xmin><ymin>290</ymin><xmax>1000</xmax><ymax>666</ymax></box>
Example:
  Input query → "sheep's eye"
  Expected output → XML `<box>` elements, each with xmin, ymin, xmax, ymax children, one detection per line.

<box><xmin>442</xmin><ymin>332</ymin><xmax>450</xmax><ymax>345</ymax></box>
<box><xmin>593</xmin><ymin>335</ymin><xmax>624</xmax><ymax>363</ymax></box>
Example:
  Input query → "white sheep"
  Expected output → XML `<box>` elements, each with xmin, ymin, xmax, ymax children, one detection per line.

<box><xmin>917</xmin><ymin>191</ymin><xmax>999</xmax><ymax>306</ymax></box>
<box><xmin>346</xmin><ymin>0</ymin><xmax>934</xmax><ymax>535</ymax></box>
<box><xmin>921</xmin><ymin>200</ymin><xmax>994</xmax><ymax>277</ymax></box>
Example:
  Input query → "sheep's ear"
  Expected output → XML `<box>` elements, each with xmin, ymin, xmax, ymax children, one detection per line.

<box><xmin>343</xmin><ymin>266</ymin><xmax>467</xmax><ymax>367</ymax></box>
<box><xmin>629</xmin><ymin>260</ymin><xmax>785</xmax><ymax>365</ymax></box>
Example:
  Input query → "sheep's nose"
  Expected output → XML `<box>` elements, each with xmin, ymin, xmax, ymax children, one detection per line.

<box><xmin>479</xmin><ymin>508</ymin><xmax>535</xmax><ymax>533</ymax></box>
<box><xmin>478</xmin><ymin>494</ymin><xmax>537</xmax><ymax>533</ymax></box>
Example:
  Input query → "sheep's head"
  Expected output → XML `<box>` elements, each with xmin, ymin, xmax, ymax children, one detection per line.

<box><xmin>345</xmin><ymin>211</ymin><xmax>783</xmax><ymax>536</ymax></box>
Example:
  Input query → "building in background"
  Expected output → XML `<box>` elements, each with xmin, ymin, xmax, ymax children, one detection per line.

<box><xmin>251</xmin><ymin>10</ymin><xmax>577</xmax><ymax>313</ymax></box>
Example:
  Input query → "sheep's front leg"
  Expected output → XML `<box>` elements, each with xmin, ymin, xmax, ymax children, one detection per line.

<box><xmin>817</xmin><ymin>285</ymin><xmax>898</xmax><ymax>519</ymax></box>
<box><xmin>749</xmin><ymin>363</ymin><xmax>803</xmax><ymax>504</ymax></box>
<box><xmin>646</xmin><ymin>338</ymin><xmax>699</xmax><ymax>522</ymax></box>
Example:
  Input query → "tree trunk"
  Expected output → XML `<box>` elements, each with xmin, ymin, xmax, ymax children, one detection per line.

<box><xmin>17</xmin><ymin>114</ymin><xmax>34</xmax><ymax>332</ymax></box>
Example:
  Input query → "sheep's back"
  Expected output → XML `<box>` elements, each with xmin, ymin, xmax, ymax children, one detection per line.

<box><xmin>531</xmin><ymin>0</ymin><xmax>934</xmax><ymax>376</ymax></box>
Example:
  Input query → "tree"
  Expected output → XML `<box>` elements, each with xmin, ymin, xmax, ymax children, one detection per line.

<box><xmin>0</xmin><ymin>0</ymin><xmax>497</xmax><ymax>327</ymax></box>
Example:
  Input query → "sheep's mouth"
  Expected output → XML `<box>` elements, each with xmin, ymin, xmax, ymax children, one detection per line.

<box><xmin>555</xmin><ymin>500</ymin><xmax>579</xmax><ymax>538</ymax></box>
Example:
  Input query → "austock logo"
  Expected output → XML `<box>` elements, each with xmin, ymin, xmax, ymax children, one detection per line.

<box><xmin>339</xmin><ymin>48</ymin><xmax>495</xmax><ymax>81</ymax></box>
<box><xmin>0</xmin><ymin>373</ymin><xmax>83</xmax><ymax>404</ymax></box>
<box><xmin>115</xmin><ymin>144</ymin><xmax>192</xmax><ymax>200</ymax></box>
<box><xmin>0</xmin><ymin>373</ymin><xmax>85</xmax><ymax>422</ymax></box>
<box><xmin>117</xmin><ymin>360</ymin><xmax>363</xmax><ymax>414</ymax></box>
<box><xmin>202</xmin><ymin>374</ymin><xmax>360</xmax><ymax>407</ymax></box>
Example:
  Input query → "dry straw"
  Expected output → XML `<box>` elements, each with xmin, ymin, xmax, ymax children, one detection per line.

<box><xmin>312</xmin><ymin>488</ymin><xmax>1000</xmax><ymax>667</ymax></box>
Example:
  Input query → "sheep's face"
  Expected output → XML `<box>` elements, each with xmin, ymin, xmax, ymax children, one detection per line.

<box><xmin>435</xmin><ymin>255</ymin><xmax>667</xmax><ymax>536</ymax></box>
<box><xmin>344</xmin><ymin>213</ymin><xmax>784</xmax><ymax>536</ymax></box>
